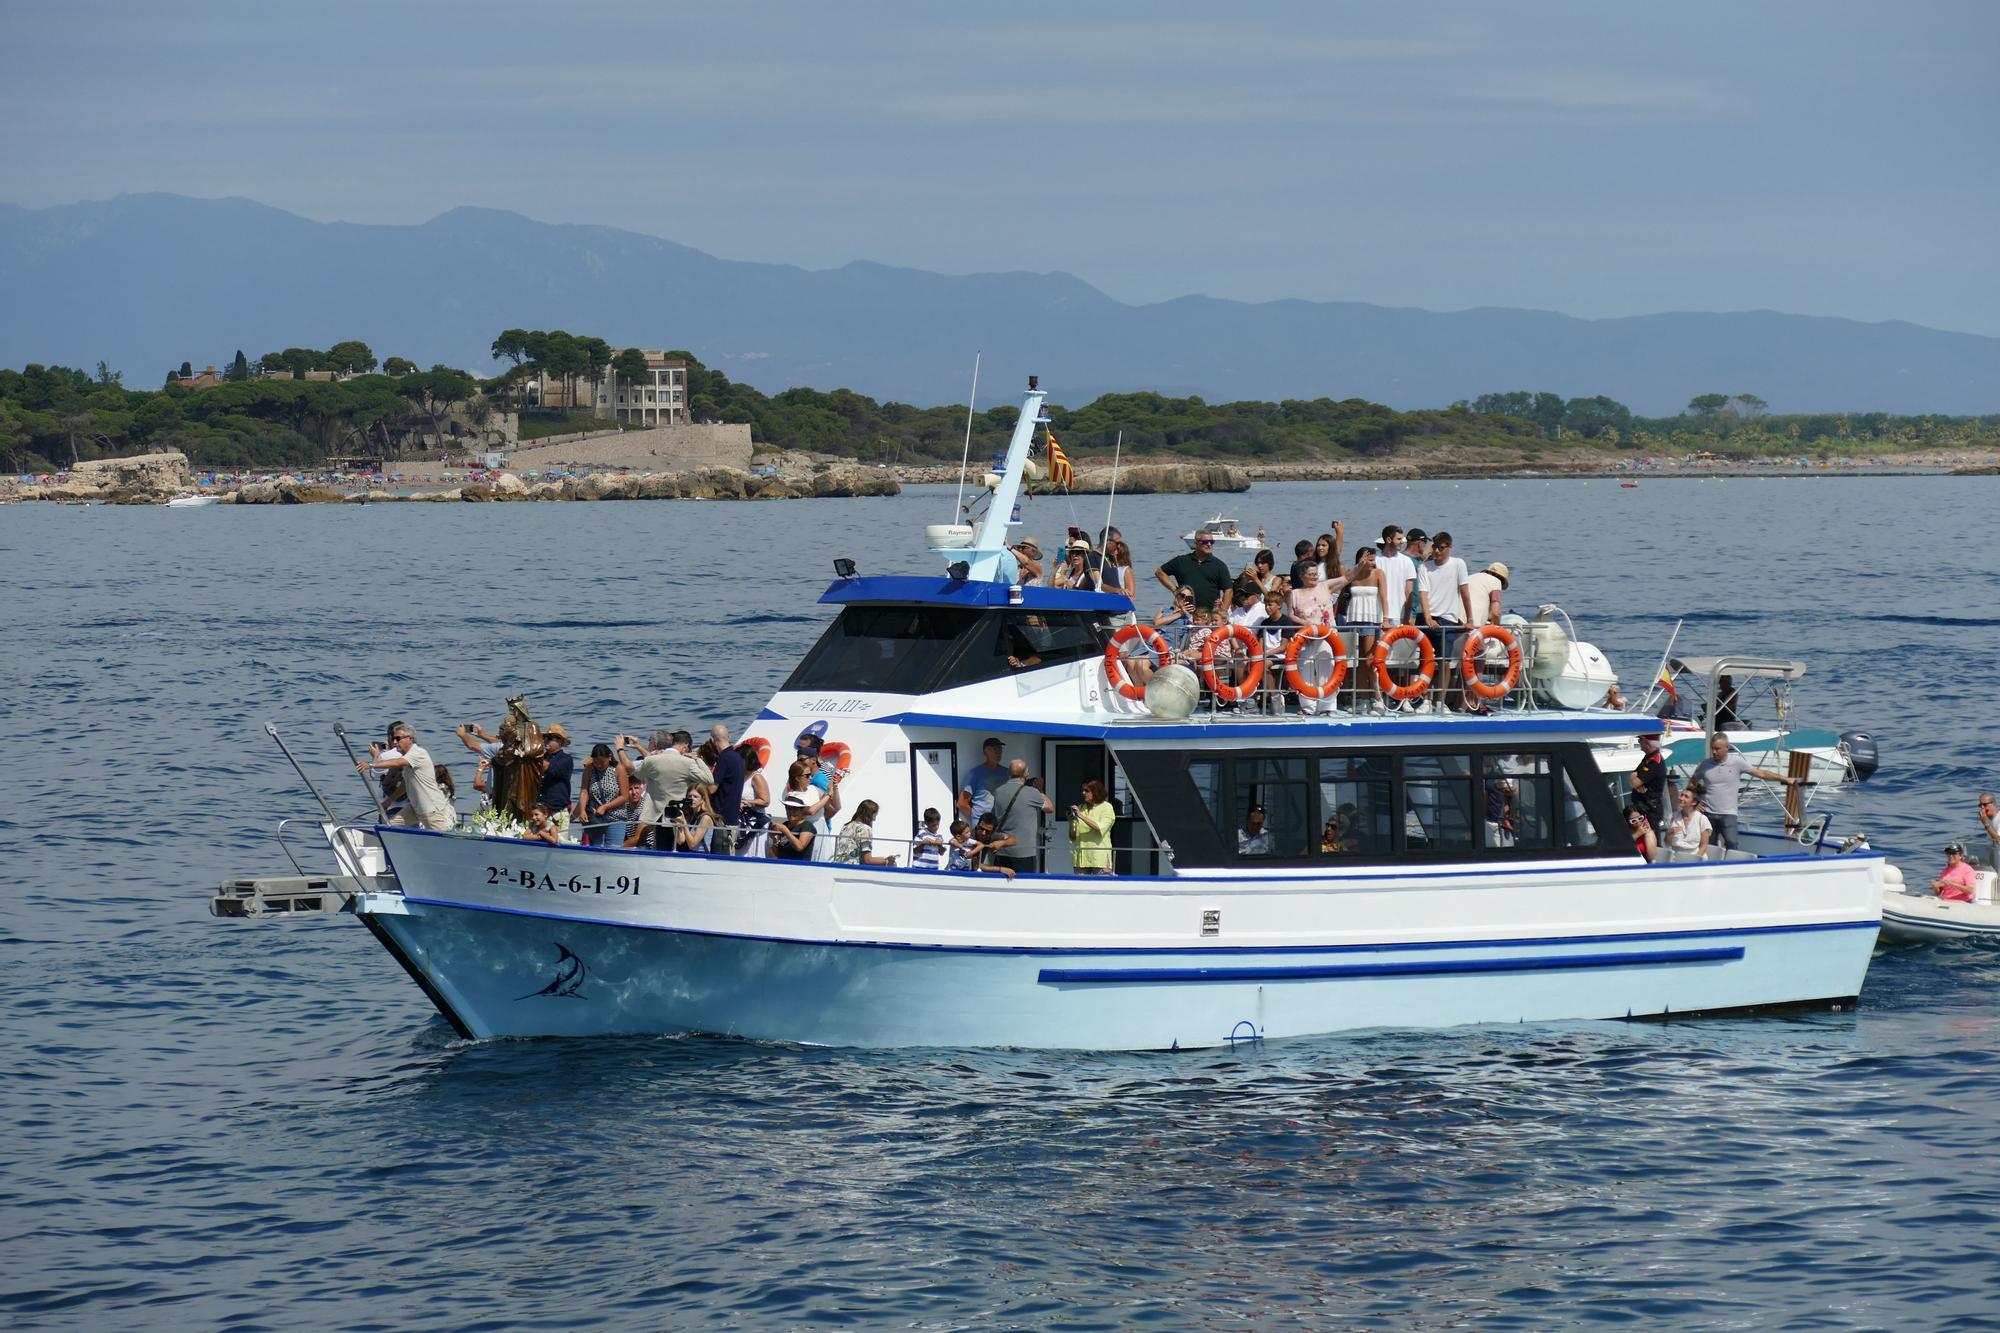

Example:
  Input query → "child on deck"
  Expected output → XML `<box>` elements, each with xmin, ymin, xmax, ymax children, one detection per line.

<box><xmin>947</xmin><ymin>819</ymin><xmax>979</xmax><ymax>871</ymax></box>
<box><xmin>912</xmin><ymin>807</ymin><xmax>948</xmax><ymax>869</ymax></box>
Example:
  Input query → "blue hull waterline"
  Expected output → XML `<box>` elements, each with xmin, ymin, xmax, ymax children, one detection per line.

<box><xmin>369</xmin><ymin>899</ymin><xmax>1873</xmax><ymax>1049</ymax></box>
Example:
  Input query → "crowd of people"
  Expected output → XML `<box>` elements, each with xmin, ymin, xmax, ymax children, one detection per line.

<box><xmin>1006</xmin><ymin>518</ymin><xmax>1515</xmax><ymax>714</ymax></box>
<box><xmin>1618</xmin><ymin>729</ymin><xmax>1809</xmax><ymax>863</ymax></box>
<box><xmin>357</xmin><ymin>719</ymin><xmax>1115</xmax><ymax>876</ymax></box>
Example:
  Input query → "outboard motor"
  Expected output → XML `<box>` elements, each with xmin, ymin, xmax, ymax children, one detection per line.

<box><xmin>1840</xmin><ymin>731</ymin><xmax>1880</xmax><ymax>782</ymax></box>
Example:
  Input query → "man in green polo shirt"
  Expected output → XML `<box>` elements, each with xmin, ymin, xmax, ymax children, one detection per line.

<box><xmin>1154</xmin><ymin>533</ymin><xmax>1232</xmax><ymax>608</ymax></box>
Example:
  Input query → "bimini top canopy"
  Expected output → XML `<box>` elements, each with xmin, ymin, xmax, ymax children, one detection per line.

<box><xmin>818</xmin><ymin>574</ymin><xmax>1133</xmax><ymax>613</ymax></box>
<box><xmin>1671</xmin><ymin>656</ymin><xmax>1808</xmax><ymax>681</ymax></box>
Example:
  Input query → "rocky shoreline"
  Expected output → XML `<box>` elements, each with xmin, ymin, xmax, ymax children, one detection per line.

<box><xmin>10</xmin><ymin>447</ymin><xmax>1992</xmax><ymax>507</ymax></box>
<box><xmin>11</xmin><ymin>450</ymin><xmax>1263</xmax><ymax>505</ymax></box>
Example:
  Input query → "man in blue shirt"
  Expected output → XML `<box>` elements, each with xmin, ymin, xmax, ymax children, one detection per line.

<box><xmin>966</xmin><ymin>737</ymin><xmax>1009</xmax><ymax>820</ymax></box>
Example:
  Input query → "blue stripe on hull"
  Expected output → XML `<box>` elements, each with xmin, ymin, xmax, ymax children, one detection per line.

<box><xmin>367</xmin><ymin>903</ymin><xmax>1874</xmax><ymax>1050</ymax></box>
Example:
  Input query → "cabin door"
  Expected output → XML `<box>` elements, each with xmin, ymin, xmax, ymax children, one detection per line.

<box><xmin>1044</xmin><ymin>741</ymin><xmax>1107</xmax><ymax>874</ymax></box>
<box><xmin>1044</xmin><ymin>742</ymin><xmax>1160</xmax><ymax>876</ymax></box>
<box><xmin>911</xmin><ymin>744</ymin><xmax>957</xmax><ymax>841</ymax></box>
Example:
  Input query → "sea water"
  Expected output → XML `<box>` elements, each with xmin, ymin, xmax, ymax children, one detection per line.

<box><xmin>3</xmin><ymin>477</ymin><xmax>1998</xmax><ymax>1329</ymax></box>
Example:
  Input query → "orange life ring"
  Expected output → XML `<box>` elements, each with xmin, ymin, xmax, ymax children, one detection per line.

<box><xmin>1283</xmin><ymin>624</ymin><xmax>1348</xmax><ymax>699</ymax></box>
<box><xmin>743</xmin><ymin>735</ymin><xmax>773</xmax><ymax>770</ymax></box>
<box><xmin>1103</xmin><ymin>624</ymin><xmax>1170</xmax><ymax>700</ymax></box>
<box><xmin>820</xmin><ymin>741</ymin><xmax>852</xmax><ymax>780</ymax></box>
<box><xmin>1200</xmin><ymin>624</ymin><xmax>1266</xmax><ymax>702</ymax></box>
<box><xmin>1373</xmin><ymin>625</ymin><xmax>1436</xmax><ymax>701</ymax></box>
<box><xmin>1458</xmin><ymin>625</ymin><xmax>1522</xmax><ymax>701</ymax></box>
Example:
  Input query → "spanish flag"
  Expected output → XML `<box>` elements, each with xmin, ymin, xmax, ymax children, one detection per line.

<box><xmin>1045</xmin><ymin>428</ymin><xmax>1075</xmax><ymax>491</ymax></box>
<box><xmin>1655</xmin><ymin>665</ymin><xmax>1677</xmax><ymax>701</ymax></box>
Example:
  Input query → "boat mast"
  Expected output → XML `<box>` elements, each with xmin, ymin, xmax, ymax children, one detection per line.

<box><xmin>936</xmin><ymin>377</ymin><xmax>1047</xmax><ymax>581</ymax></box>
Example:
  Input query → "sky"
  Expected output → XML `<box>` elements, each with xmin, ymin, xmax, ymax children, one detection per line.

<box><xmin>4</xmin><ymin>0</ymin><xmax>1997</xmax><ymax>334</ymax></box>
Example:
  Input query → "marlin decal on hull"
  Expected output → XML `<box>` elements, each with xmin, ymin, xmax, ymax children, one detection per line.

<box><xmin>516</xmin><ymin>943</ymin><xmax>587</xmax><ymax>1000</ymax></box>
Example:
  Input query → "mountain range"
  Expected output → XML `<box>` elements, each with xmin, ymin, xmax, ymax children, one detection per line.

<box><xmin>2</xmin><ymin>193</ymin><xmax>1994</xmax><ymax>415</ymax></box>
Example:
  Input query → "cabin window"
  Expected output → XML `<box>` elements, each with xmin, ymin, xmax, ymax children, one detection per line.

<box><xmin>1113</xmin><ymin>740</ymin><xmax>1622</xmax><ymax>869</ymax></box>
<box><xmin>1483</xmin><ymin>753</ymin><xmax>1557</xmax><ymax>852</ymax></box>
<box><xmin>1316</xmin><ymin>755</ymin><xmax>1393</xmax><ymax>856</ymax></box>
<box><xmin>1233</xmin><ymin>757</ymin><xmax>1309</xmax><ymax>858</ymax></box>
<box><xmin>1188</xmin><ymin>757</ymin><xmax>1225</xmax><ymax>834</ymax></box>
<box><xmin>782</xmin><ymin>604</ymin><xmax>981</xmax><ymax>694</ymax></box>
<box><xmin>1561</xmin><ymin>768</ymin><xmax>1604</xmax><ymax>849</ymax></box>
<box><xmin>1401</xmin><ymin>754</ymin><xmax>1475</xmax><ymax>854</ymax></box>
<box><xmin>933</xmin><ymin>610</ymin><xmax>1109</xmax><ymax>689</ymax></box>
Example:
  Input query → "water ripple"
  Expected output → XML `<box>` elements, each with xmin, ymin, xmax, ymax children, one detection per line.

<box><xmin>2</xmin><ymin>478</ymin><xmax>1998</xmax><ymax>1328</ymax></box>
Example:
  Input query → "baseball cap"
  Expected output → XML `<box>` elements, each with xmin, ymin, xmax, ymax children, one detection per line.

<box><xmin>1405</xmin><ymin>528</ymin><xmax>1428</xmax><ymax>543</ymax></box>
<box><xmin>982</xmin><ymin>736</ymin><xmax>1004</xmax><ymax>750</ymax></box>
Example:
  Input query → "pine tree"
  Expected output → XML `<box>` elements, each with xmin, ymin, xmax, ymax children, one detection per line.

<box><xmin>228</xmin><ymin>349</ymin><xmax>250</xmax><ymax>382</ymax></box>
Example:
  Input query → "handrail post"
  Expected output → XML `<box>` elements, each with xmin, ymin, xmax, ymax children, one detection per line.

<box><xmin>266</xmin><ymin>722</ymin><xmax>338</xmax><ymax>822</ymax></box>
<box><xmin>334</xmin><ymin>722</ymin><xmax>389</xmax><ymax>822</ymax></box>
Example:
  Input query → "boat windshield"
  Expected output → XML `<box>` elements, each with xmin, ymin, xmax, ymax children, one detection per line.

<box><xmin>782</xmin><ymin>604</ymin><xmax>983</xmax><ymax>694</ymax></box>
<box><xmin>783</xmin><ymin>604</ymin><xmax>1109</xmax><ymax>695</ymax></box>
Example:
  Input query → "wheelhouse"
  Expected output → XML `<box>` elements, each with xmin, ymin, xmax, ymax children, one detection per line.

<box><xmin>782</xmin><ymin>576</ymin><xmax>1127</xmax><ymax>696</ymax></box>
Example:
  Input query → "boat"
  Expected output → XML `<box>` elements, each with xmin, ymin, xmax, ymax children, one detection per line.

<box><xmin>243</xmin><ymin>379</ymin><xmax>1884</xmax><ymax>1050</ymax></box>
<box><xmin>1881</xmin><ymin>864</ymin><xmax>2000</xmax><ymax>942</ymax></box>
<box><xmin>1180</xmin><ymin>515</ymin><xmax>1265</xmax><ymax>556</ymax></box>
<box><xmin>165</xmin><ymin>494</ymin><xmax>218</xmax><ymax>508</ymax></box>
<box><xmin>1650</xmin><ymin>655</ymin><xmax>1873</xmax><ymax>790</ymax></box>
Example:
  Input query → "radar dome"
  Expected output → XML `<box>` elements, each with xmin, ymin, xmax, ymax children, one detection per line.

<box><xmin>1145</xmin><ymin>665</ymin><xmax>1202</xmax><ymax>720</ymax></box>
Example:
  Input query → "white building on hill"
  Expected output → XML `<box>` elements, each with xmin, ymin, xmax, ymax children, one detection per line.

<box><xmin>530</xmin><ymin>349</ymin><xmax>689</xmax><ymax>426</ymax></box>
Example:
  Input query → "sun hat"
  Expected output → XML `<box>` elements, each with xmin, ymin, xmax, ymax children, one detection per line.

<box><xmin>544</xmin><ymin>723</ymin><xmax>570</xmax><ymax>742</ymax></box>
<box><xmin>1484</xmin><ymin>561</ymin><xmax>1510</xmax><ymax>584</ymax></box>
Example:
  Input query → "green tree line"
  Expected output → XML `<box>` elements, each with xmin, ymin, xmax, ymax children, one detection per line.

<box><xmin>1463</xmin><ymin>387</ymin><xmax>1997</xmax><ymax>454</ymax></box>
<box><xmin>2</xmin><ymin>353</ymin><xmax>483</xmax><ymax>472</ymax></box>
<box><xmin>7</xmin><ymin>337</ymin><xmax>1996</xmax><ymax>475</ymax></box>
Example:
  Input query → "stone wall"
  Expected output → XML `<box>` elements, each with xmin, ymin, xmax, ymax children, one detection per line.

<box><xmin>71</xmin><ymin>450</ymin><xmax>191</xmax><ymax>494</ymax></box>
<box><xmin>501</xmin><ymin>422</ymin><xmax>754</xmax><ymax>473</ymax></box>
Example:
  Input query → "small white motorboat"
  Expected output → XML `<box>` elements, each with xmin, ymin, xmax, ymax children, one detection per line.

<box><xmin>165</xmin><ymin>494</ymin><xmax>219</xmax><ymax>508</ymax></box>
<box><xmin>1180</xmin><ymin>515</ymin><xmax>1265</xmax><ymax>555</ymax></box>
<box><xmin>1881</xmin><ymin>864</ymin><xmax>2000</xmax><ymax>942</ymax></box>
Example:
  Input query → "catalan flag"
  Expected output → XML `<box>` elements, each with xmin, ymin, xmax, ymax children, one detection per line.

<box><xmin>1045</xmin><ymin>427</ymin><xmax>1075</xmax><ymax>491</ymax></box>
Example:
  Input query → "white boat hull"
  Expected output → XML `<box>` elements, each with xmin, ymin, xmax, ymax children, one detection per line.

<box><xmin>361</xmin><ymin>826</ymin><xmax>1883</xmax><ymax>1049</ymax></box>
<box><xmin>1880</xmin><ymin>887</ymin><xmax>2000</xmax><ymax>943</ymax></box>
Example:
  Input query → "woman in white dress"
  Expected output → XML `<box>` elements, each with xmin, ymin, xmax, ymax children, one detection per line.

<box><xmin>736</xmin><ymin>742</ymin><xmax>772</xmax><ymax>858</ymax></box>
<box><xmin>1338</xmin><ymin>545</ymin><xmax>1387</xmax><ymax>710</ymax></box>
